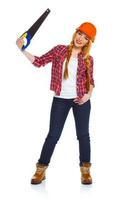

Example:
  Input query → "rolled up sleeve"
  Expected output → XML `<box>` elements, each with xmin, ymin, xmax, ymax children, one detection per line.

<box><xmin>32</xmin><ymin>45</ymin><xmax>58</xmax><ymax>67</ymax></box>
<box><xmin>89</xmin><ymin>56</ymin><xmax>95</xmax><ymax>87</ymax></box>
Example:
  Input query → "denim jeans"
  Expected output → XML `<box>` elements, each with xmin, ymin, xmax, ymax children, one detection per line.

<box><xmin>38</xmin><ymin>96</ymin><xmax>91</xmax><ymax>166</ymax></box>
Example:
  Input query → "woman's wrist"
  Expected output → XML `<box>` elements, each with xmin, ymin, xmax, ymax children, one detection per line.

<box><xmin>87</xmin><ymin>92</ymin><xmax>92</xmax><ymax>98</ymax></box>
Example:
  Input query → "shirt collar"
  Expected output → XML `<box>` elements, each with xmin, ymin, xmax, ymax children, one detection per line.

<box><xmin>66</xmin><ymin>45</ymin><xmax>84</xmax><ymax>58</ymax></box>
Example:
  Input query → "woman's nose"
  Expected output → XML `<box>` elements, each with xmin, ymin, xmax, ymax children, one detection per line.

<box><xmin>78</xmin><ymin>36</ymin><xmax>82</xmax><ymax>41</ymax></box>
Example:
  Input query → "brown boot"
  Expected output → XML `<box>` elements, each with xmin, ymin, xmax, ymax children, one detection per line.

<box><xmin>80</xmin><ymin>162</ymin><xmax>92</xmax><ymax>184</ymax></box>
<box><xmin>31</xmin><ymin>163</ymin><xmax>48</xmax><ymax>184</ymax></box>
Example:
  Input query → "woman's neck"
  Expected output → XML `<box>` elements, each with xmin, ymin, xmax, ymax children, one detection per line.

<box><xmin>71</xmin><ymin>46</ymin><xmax>82</xmax><ymax>57</ymax></box>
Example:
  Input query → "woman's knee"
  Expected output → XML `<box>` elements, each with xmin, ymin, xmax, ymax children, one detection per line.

<box><xmin>77</xmin><ymin>132</ymin><xmax>90</xmax><ymax>141</ymax></box>
<box><xmin>45</xmin><ymin>133</ymin><xmax>61</xmax><ymax>144</ymax></box>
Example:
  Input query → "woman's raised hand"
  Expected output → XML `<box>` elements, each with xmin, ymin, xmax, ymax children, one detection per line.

<box><xmin>16</xmin><ymin>38</ymin><xmax>24</xmax><ymax>50</ymax></box>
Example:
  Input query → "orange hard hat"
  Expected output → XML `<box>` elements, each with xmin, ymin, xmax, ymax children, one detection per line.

<box><xmin>76</xmin><ymin>22</ymin><xmax>97</xmax><ymax>42</ymax></box>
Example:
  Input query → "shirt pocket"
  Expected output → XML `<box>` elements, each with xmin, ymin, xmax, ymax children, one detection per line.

<box><xmin>55</xmin><ymin>56</ymin><xmax>61</xmax><ymax>63</ymax></box>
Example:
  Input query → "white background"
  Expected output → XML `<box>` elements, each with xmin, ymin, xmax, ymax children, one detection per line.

<box><xmin>0</xmin><ymin>0</ymin><xmax>128</xmax><ymax>199</ymax></box>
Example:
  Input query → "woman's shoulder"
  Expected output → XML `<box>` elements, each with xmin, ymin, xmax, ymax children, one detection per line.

<box><xmin>52</xmin><ymin>44</ymin><xmax>69</xmax><ymax>56</ymax></box>
<box><xmin>53</xmin><ymin>44</ymin><xmax>68</xmax><ymax>50</ymax></box>
<box><xmin>89</xmin><ymin>55</ymin><xmax>94</xmax><ymax>62</ymax></box>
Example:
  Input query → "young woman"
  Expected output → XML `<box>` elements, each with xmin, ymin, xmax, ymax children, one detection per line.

<box><xmin>16</xmin><ymin>22</ymin><xmax>97</xmax><ymax>185</ymax></box>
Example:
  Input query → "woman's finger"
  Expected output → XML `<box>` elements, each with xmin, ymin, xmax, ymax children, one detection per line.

<box><xmin>74</xmin><ymin>101</ymin><xmax>79</xmax><ymax>104</ymax></box>
<box><xmin>73</xmin><ymin>99</ymin><xmax>78</xmax><ymax>103</ymax></box>
<box><xmin>73</xmin><ymin>99</ymin><xmax>78</xmax><ymax>102</ymax></box>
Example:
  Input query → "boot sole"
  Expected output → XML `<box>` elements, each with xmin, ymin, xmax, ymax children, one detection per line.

<box><xmin>31</xmin><ymin>177</ymin><xmax>46</xmax><ymax>184</ymax></box>
<box><xmin>81</xmin><ymin>181</ymin><xmax>92</xmax><ymax>185</ymax></box>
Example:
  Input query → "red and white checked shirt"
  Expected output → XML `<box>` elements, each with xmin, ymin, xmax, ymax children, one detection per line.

<box><xmin>32</xmin><ymin>44</ymin><xmax>95</xmax><ymax>98</ymax></box>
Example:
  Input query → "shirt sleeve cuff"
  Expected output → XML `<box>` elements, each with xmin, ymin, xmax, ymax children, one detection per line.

<box><xmin>32</xmin><ymin>56</ymin><xmax>42</xmax><ymax>67</ymax></box>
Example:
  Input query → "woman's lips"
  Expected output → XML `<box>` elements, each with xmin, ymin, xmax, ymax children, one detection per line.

<box><xmin>76</xmin><ymin>40</ymin><xmax>82</xmax><ymax>44</ymax></box>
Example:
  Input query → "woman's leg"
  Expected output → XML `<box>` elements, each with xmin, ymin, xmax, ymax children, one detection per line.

<box><xmin>38</xmin><ymin>97</ymin><xmax>71</xmax><ymax>165</ymax></box>
<box><xmin>72</xmin><ymin>99</ymin><xmax>91</xmax><ymax>166</ymax></box>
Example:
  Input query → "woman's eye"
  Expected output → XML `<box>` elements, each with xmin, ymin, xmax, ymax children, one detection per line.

<box><xmin>78</xmin><ymin>32</ymin><xmax>82</xmax><ymax>35</ymax></box>
<box><xmin>84</xmin><ymin>37</ymin><xmax>88</xmax><ymax>40</ymax></box>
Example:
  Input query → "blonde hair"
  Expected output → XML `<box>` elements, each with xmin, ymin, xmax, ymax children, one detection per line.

<box><xmin>63</xmin><ymin>30</ymin><xmax>92</xmax><ymax>92</ymax></box>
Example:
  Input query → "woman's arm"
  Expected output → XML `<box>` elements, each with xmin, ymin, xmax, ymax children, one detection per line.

<box><xmin>22</xmin><ymin>50</ymin><xmax>35</xmax><ymax>63</ymax></box>
<box><xmin>16</xmin><ymin>37</ymin><xmax>58</xmax><ymax>67</ymax></box>
<box><xmin>87</xmin><ymin>56</ymin><xmax>95</xmax><ymax>97</ymax></box>
<box><xmin>88</xmin><ymin>84</ymin><xmax>94</xmax><ymax>97</ymax></box>
<box><xmin>16</xmin><ymin>38</ymin><xmax>35</xmax><ymax>63</ymax></box>
<box><xmin>89</xmin><ymin>56</ymin><xmax>95</xmax><ymax>88</ymax></box>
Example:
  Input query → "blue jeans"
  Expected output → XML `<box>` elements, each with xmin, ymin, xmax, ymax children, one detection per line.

<box><xmin>38</xmin><ymin>96</ymin><xmax>91</xmax><ymax>166</ymax></box>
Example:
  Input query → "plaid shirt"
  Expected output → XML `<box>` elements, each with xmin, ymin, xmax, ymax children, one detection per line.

<box><xmin>32</xmin><ymin>44</ymin><xmax>95</xmax><ymax>98</ymax></box>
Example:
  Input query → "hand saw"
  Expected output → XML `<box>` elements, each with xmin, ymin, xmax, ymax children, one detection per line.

<box><xmin>20</xmin><ymin>8</ymin><xmax>51</xmax><ymax>50</ymax></box>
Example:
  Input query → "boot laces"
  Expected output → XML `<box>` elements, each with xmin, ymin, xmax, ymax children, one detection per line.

<box><xmin>35</xmin><ymin>167</ymin><xmax>44</xmax><ymax>175</ymax></box>
<box><xmin>82</xmin><ymin>167</ymin><xmax>90</xmax><ymax>174</ymax></box>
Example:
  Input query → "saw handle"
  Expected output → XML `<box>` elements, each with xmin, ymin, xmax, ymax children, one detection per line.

<box><xmin>20</xmin><ymin>32</ymin><xmax>31</xmax><ymax>51</ymax></box>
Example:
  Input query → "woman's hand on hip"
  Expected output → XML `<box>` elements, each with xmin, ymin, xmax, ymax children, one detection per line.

<box><xmin>73</xmin><ymin>93</ymin><xmax>91</xmax><ymax>105</ymax></box>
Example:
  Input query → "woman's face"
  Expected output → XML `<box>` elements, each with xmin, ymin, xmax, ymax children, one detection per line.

<box><xmin>74</xmin><ymin>31</ymin><xmax>90</xmax><ymax>48</ymax></box>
